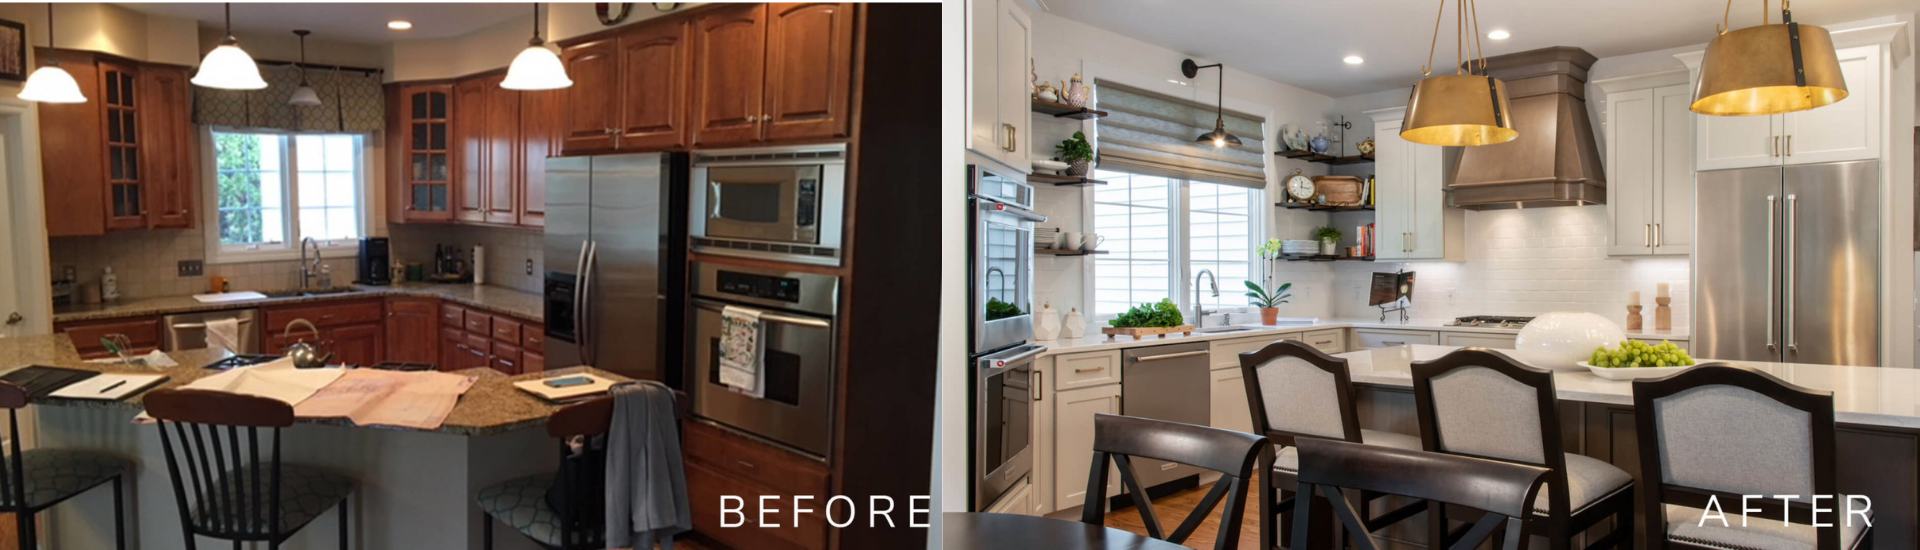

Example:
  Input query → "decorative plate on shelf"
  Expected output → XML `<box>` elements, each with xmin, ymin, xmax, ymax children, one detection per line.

<box><xmin>1279</xmin><ymin>124</ymin><xmax>1308</xmax><ymax>152</ymax></box>
<box><xmin>1578</xmin><ymin>361</ymin><xmax>1691</xmax><ymax>381</ymax></box>
<box><xmin>1032</xmin><ymin>159</ymin><xmax>1070</xmax><ymax>171</ymax></box>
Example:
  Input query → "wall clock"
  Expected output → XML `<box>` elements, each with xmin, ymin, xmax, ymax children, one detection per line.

<box><xmin>1286</xmin><ymin>170</ymin><xmax>1316</xmax><ymax>202</ymax></box>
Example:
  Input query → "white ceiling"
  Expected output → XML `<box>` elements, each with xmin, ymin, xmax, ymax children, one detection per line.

<box><xmin>1038</xmin><ymin>0</ymin><xmax>1917</xmax><ymax>97</ymax></box>
<box><xmin>114</xmin><ymin>2</ymin><xmax>530</xmax><ymax>44</ymax></box>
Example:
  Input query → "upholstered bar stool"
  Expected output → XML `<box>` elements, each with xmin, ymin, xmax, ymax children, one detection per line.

<box><xmin>1633</xmin><ymin>364</ymin><xmax>1872</xmax><ymax>550</ymax></box>
<box><xmin>1411</xmin><ymin>348</ymin><xmax>1633</xmax><ymax>550</ymax></box>
<box><xmin>1238</xmin><ymin>340</ymin><xmax>1426</xmax><ymax>549</ymax></box>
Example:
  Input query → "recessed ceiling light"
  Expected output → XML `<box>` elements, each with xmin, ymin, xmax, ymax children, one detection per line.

<box><xmin>1343</xmin><ymin>56</ymin><xmax>1364</xmax><ymax>65</ymax></box>
<box><xmin>1487</xmin><ymin>29</ymin><xmax>1511</xmax><ymax>40</ymax></box>
<box><xmin>388</xmin><ymin>20</ymin><xmax>413</xmax><ymax>30</ymax></box>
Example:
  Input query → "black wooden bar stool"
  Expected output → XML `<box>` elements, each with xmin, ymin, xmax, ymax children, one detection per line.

<box><xmin>145</xmin><ymin>388</ymin><xmax>354</xmax><ymax>550</ymax></box>
<box><xmin>1079</xmin><ymin>413</ymin><xmax>1268</xmax><ymax>550</ymax></box>
<box><xmin>1290</xmin><ymin>437</ymin><xmax>1551</xmax><ymax>550</ymax></box>
<box><xmin>0</xmin><ymin>381</ymin><xmax>130</xmax><ymax>550</ymax></box>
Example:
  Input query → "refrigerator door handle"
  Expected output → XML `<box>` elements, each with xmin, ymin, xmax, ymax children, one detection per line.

<box><xmin>582</xmin><ymin>241</ymin><xmax>601</xmax><ymax>366</ymax></box>
<box><xmin>1785</xmin><ymin>194</ymin><xmax>1797</xmax><ymax>354</ymax></box>
<box><xmin>572</xmin><ymin>240</ymin><xmax>589</xmax><ymax>357</ymax></box>
<box><xmin>1766</xmin><ymin>195</ymin><xmax>1777</xmax><ymax>352</ymax></box>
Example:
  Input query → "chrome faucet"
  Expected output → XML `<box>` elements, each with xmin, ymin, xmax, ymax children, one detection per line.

<box><xmin>299</xmin><ymin>237</ymin><xmax>322</xmax><ymax>291</ymax></box>
<box><xmin>1194</xmin><ymin>269</ymin><xmax>1218</xmax><ymax>328</ymax></box>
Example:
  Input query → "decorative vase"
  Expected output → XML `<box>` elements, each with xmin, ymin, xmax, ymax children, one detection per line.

<box><xmin>1065</xmin><ymin>74</ymin><xmax>1090</xmax><ymax>107</ymax></box>
<box><xmin>1320</xmin><ymin>240</ymin><xmax>1338</xmax><ymax>255</ymax></box>
<box><xmin>1309</xmin><ymin>134</ymin><xmax>1330</xmax><ymax>154</ymax></box>
<box><xmin>1260</xmin><ymin>307</ymin><xmax>1279</xmax><ymax>326</ymax></box>
<box><xmin>1066</xmin><ymin>159</ymin><xmax>1090</xmax><ymax>176</ymax></box>
<box><xmin>1513</xmin><ymin>312</ymin><xmax>1627</xmax><ymax>371</ymax></box>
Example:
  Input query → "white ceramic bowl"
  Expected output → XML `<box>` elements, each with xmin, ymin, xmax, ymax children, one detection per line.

<box><xmin>1513</xmin><ymin>312</ymin><xmax>1627</xmax><ymax>371</ymax></box>
<box><xmin>1579</xmin><ymin>361</ymin><xmax>1690</xmax><ymax>381</ymax></box>
<box><xmin>1032</xmin><ymin>159</ymin><xmax>1070</xmax><ymax>171</ymax></box>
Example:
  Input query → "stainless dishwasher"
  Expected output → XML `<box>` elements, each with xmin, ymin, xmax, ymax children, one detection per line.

<box><xmin>1121</xmin><ymin>341</ymin><xmax>1211</xmax><ymax>489</ymax></box>
<box><xmin>162</xmin><ymin>309</ymin><xmax>261</xmax><ymax>354</ymax></box>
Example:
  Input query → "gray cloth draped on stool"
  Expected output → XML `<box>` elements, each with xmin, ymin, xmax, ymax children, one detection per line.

<box><xmin>606</xmin><ymin>382</ymin><xmax>692</xmax><ymax>549</ymax></box>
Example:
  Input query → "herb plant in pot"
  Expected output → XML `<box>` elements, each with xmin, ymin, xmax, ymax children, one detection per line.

<box><xmin>1056</xmin><ymin>131</ymin><xmax>1094</xmax><ymax>176</ymax></box>
<box><xmin>1245</xmin><ymin>281</ymin><xmax>1293</xmax><ymax>326</ymax></box>
<box><xmin>1313</xmin><ymin>226</ymin><xmax>1342</xmax><ymax>256</ymax></box>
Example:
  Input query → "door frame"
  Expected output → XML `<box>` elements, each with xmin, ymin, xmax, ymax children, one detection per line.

<box><xmin>0</xmin><ymin>97</ymin><xmax>51</xmax><ymax>338</ymax></box>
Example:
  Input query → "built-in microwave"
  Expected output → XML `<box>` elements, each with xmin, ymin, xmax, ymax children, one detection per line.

<box><xmin>690</xmin><ymin>144</ymin><xmax>847</xmax><ymax>266</ymax></box>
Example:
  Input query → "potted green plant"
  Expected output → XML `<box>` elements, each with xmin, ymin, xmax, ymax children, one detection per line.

<box><xmin>1245</xmin><ymin>280</ymin><xmax>1293</xmax><ymax>325</ymax></box>
<box><xmin>1055</xmin><ymin>131</ymin><xmax>1094</xmax><ymax>176</ymax></box>
<box><xmin>1313</xmin><ymin>225</ymin><xmax>1342</xmax><ymax>256</ymax></box>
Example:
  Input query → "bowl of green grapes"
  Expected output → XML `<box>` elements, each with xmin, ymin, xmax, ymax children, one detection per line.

<box><xmin>1578</xmin><ymin>340</ymin><xmax>1696</xmax><ymax>381</ymax></box>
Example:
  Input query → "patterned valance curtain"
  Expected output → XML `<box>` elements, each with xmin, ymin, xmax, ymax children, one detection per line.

<box><xmin>193</xmin><ymin>65</ymin><xmax>383</xmax><ymax>133</ymax></box>
<box><xmin>1093</xmin><ymin>79</ymin><xmax>1268</xmax><ymax>189</ymax></box>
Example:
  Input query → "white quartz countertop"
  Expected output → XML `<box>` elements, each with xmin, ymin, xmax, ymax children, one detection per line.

<box><xmin>1030</xmin><ymin>318</ymin><xmax>1688</xmax><ymax>355</ymax></box>
<box><xmin>1337</xmin><ymin>344</ymin><xmax>1917</xmax><ymax>430</ymax></box>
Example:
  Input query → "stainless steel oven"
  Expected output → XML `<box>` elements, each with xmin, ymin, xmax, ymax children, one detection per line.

<box><xmin>690</xmin><ymin>144</ymin><xmax>847</xmax><ymax>267</ymax></box>
<box><xmin>690</xmin><ymin>262</ymin><xmax>840</xmax><ymax>458</ymax></box>
<box><xmin>973</xmin><ymin>342</ymin><xmax>1042</xmax><ymax>510</ymax></box>
<box><xmin>969</xmin><ymin>164</ymin><xmax>1040</xmax><ymax>354</ymax></box>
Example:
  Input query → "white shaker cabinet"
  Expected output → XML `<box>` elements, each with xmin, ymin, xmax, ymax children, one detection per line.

<box><xmin>966</xmin><ymin>0</ymin><xmax>1033</xmax><ymax>173</ymax></box>
<box><xmin>1684</xmin><ymin>45</ymin><xmax>1881</xmax><ymax>170</ymax></box>
<box><xmin>1367</xmin><ymin>107</ymin><xmax>1461</xmax><ymax>261</ymax></box>
<box><xmin>1051</xmin><ymin>383</ymin><xmax>1120</xmax><ymax>509</ymax></box>
<box><xmin>1599</xmin><ymin>72</ymin><xmax>1693</xmax><ymax>257</ymax></box>
<box><xmin>1209</xmin><ymin>367</ymin><xmax>1252</xmax><ymax>435</ymax></box>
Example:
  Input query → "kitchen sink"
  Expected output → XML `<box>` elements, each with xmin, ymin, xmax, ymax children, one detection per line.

<box><xmin>262</xmin><ymin>287</ymin><xmax>364</xmax><ymax>298</ymax></box>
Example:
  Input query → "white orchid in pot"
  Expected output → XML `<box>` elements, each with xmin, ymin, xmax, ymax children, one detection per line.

<box><xmin>1245</xmin><ymin>280</ymin><xmax>1293</xmax><ymax>326</ymax></box>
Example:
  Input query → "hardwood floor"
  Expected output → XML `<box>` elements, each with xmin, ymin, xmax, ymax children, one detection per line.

<box><xmin>1101</xmin><ymin>474</ymin><xmax>1267</xmax><ymax>549</ymax></box>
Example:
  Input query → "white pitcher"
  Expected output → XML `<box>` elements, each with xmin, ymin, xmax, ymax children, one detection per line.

<box><xmin>1033</xmin><ymin>303</ymin><xmax>1062</xmax><ymax>341</ymax></box>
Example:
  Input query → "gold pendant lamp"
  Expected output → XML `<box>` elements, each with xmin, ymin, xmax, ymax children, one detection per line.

<box><xmin>1691</xmin><ymin>0</ymin><xmax>1846</xmax><ymax>116</ymax></box>
<box><xmin>1400</xmin><ymin>0</ymin><xmax>1516</xmax><ymax>147</ymax></box>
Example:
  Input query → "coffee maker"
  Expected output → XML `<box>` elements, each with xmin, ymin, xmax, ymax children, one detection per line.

<box><xmin>357</xmin><ymin>237</ymin><xmax>391</xmax><ymax>285</ymax></box>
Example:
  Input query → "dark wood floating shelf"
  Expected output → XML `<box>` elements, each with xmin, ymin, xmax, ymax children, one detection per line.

<box><xmin>1277</xmin><ymin>202</ymin><xmax>1375</xmax><ymax>212</ymax></box>
<box><xmin>1031</xmin><ymin>99</ymin><xmax>1107</xmax><ymax>119</ymax></box>
<box><xmin>1027</xmin><ymin>173</ymin><xmax>1107</xmax><ymax>186</ymax></box>
<box><xmin>1275</xmin><ymin>149</ymin><xmax>1375</xmax><ymax>165</ymax></box>
<box><xmin>1038</xmin><ymin>248</ymin><xmax>1109</xmax><ymax>256</ymax></box>
<box><xmin>1285</xmin><ymin>254</ymin><xmax>1374</xmax><ymax>262</ymax></box>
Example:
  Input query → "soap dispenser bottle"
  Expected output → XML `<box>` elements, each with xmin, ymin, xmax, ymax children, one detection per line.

<box><xmin>101</xmin><ymin>267</ymin><xmax>119</xmax><ymax>301</ymax></box>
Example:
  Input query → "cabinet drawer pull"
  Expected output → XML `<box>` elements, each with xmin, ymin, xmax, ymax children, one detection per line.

<box><xmin>470</xmin><ymin>349</ymin><xmax>485</xmax><ymax>357</ymax></box>
<box><xmin>456</xmin><ymin>344</ymin><xmax>468</xmax><ymax>350</ymax></box>
<box><xmin>1382</xmin><ymin>341</ymin><xmax>1405</xmax><ymax>346</ymax></box>
<box><xmin>498</xmin><ymin>359</ymin><xmax>516</xmax><ymax>367</ymax></box>
<box><xmin>1034</xmin><ymin>371</ymin><xmax>1043</xmax><ymax>402</ymax></box>
<box><xmin>735</xmin><ymin>460</ymin><xmax>757</xmax><ymax>470</ymax></box>
<box><xmin>1313</xmin><ymin>340</ymin><xmax>1333</xmax><ymax>345</ymax></box>
<box><xmin>1073</xmin><ymin>366</ymin><xmax>1107</xmax><ymax>373</ymax></box>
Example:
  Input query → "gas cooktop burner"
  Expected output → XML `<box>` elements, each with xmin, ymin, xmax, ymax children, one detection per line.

<box><xmin>1446</xmin><ymin>315</ymin><xmax>1535</xmax><ymax>328</ymax></box>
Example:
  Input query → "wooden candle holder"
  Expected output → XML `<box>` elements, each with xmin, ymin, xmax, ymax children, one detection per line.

<box><xmin>1655</xmin><ymin>297</ymin><xmax>1671</xmax><ymax>331</ymax></box>
<box><xmin>1626</xmin><ymin>305</ymin><xmax>1643</xmax><ymax>331</ymax></box>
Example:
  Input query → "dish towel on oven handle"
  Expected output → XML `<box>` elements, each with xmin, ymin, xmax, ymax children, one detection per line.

<box><xmin>204</xmin><ymin>317</ymin><xmax>242</xmax><ymax>354</ymax></box>
<box><xmin>717</xmin><ymin>305</ymin><xmax>765</xmax><ymax>398</ymax></box>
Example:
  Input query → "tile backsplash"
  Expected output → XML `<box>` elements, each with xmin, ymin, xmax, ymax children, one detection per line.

<box><xmin>49</xmin><ymin>228</ymin><xmax>359</xmax><ymax>300</ymax></box>
<box><xmin>388</xmin><ymin>224</ymin><xmax>545</xmax><ymax>293</ymax></box>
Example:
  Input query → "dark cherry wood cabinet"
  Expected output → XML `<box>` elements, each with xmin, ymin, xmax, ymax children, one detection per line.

<box><xmin>328</xmin><ymin>323</ymin><xmax>385</xmax><ymax>367</ymax></box>
<box><xmin>618</xmin><ymin>19</ymin><xmax>693</xmax><ymax>151</ymax></box>
<box><xmin>558</xmin><ymin>38</ymin><xmax>620</xmax><ymax>154</ymax></box>
<box><xmin>763</xmin><ymin>3</ymin><xmax>858</xmax><ymax>142</ymax></box>
<box><xmin>482</xmin><ymin>74</ymin><xmax>520</xmax><ymax>225</ymax></box>
<box><xmin>262</xmin><ymin>299</ymin><xmax>386</xmax><ymax>365</ymax></box>
<box><xmin>37</xmin><ymin>49</ymin><xmax>105</xmax><ymax>236</ymax></box>
<box><xmin>138</xmin><ymin>65</ymin><xmax>194</xmax><ymax>229</ymax></box>
<box><xmin>394</xmin><ymin>84</ymin><xmax>454</xmax><ymax>222</ymax></box>
<box><xmin>55</xmin><ymin>316</ymin><xmax>161</xmax><ymax>359</ymax></box>
<box><xmin>684</xmin><ymin>420</ymin><xmax>830</xmax><ymax>550</ymax></box>
<box><xmin>519</xmin><ymin>89</ymin><xmax>558</xmax><ymax>227</ymax></box>
<box><xmin>690</xmin><ymin>3</ymin><xmax>769</xmax><ymax>148</ymax></box>
<box><xmin>453</xmin><ymin>78</ymin><xmax>489</xmax><ymax>223</ymax></box>
<box><xmin>99</xmin><ymin>59</ymin><xmax>144</xmax><ymax>231</ymax></box>
<box><xmin>384</xmin><ymin>297</ymin><xmax>440</xmax><ymax>364</ymax></box>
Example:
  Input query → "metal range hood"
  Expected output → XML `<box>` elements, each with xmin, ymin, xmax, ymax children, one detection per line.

<box><xmin>1446</xmin><ymin>47</ymin><xmax>1606</xmax><ymax>209</ymax></box>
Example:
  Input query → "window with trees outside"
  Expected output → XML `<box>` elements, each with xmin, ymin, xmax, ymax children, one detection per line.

<box><xmin>208</xmin><ymin>130</ymin><xmax>367</xmax><ymax>262</ymax></box>
<box><xmin>1092</xmin><ymin>168</ymin><xmax>1260</xmax><ymax>318</ymax></box>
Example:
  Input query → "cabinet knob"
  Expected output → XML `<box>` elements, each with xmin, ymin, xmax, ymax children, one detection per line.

<box><xmin>604</xmin><ymin>128</ymin><xmax>618</xmax><ymax>135</ymax></box>
<box><xmin>762</xmin><ymin>113</ymin><xmax>771</xmax><ymax>122</ymax></box>
<box><xmin>746</xmin><ymin>115</ymin><xmax>758</xmax><ymax>123</ymax></box>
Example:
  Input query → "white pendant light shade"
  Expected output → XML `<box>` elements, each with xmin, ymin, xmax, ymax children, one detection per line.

<box><xmin>501</xmin><ymin>44</ymin><xmax>571</xmax><ymax>90</ymax></box>
<box><xmin>287</xmin><ymin>30</ymin><xmax>321</xmax><ymax>106</ymax></box>
<box><xmin>18</xmin><ymin>66</ymin><xmax>86</xmax><ymax>103</ymax></box>
<box><xmin>193</xmin><ymin>43</ymin><xmax>268</xmax><ymax>90</ymax></box>
<box><xmin>289</xmin><ymin>85</ymin><xmax>322</xmax><ymax>106</ymax></box>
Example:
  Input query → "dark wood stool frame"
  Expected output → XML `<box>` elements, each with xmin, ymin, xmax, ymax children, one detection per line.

<box><xmin>1291</xmin><ymin>437</ymin><xmax>1550</xmax><ymax>550</ymax></box>
<box><xmin>1631</xmin><ymin>364</ymin><xmax>1871</xmax><ymax>550</ymax></box>
<box><xmin>1238</xmin><ymin>339</ymin><xmax>1427</xmax><ymax>549</ymax></box>
<box><xmin>0</xmin><ymin>382</ymin><xmax>126</xmax><ymax>550</ymax></box>
<box><xmin>1079</xmin><ymin>413</ymin><xmax>1268</xmax><ymax>550</ymax></box>
<box><xmin>483</xmin><ymin>387</ymin><xmax>689</xmax><ymax>550</ymax></box>
<box><xmin>1411</xmin><ymin>348</ymin><xmax>1633</xmax><ymax>550</ymax></box>
<box><xmin>145</xmin><ymin>388</ymin><xmax>349</xmax><ymax>550</ymax></box>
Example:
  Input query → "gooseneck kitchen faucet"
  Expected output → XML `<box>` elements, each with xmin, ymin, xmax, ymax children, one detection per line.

<box><xmin>1194</xmin><ymin>269</ymin><xmax>1218</xmax><ymax>328</ymax></box>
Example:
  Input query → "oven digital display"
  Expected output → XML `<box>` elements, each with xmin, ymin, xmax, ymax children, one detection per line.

<box><xmin>717</xmin><ymin>270</ymin><xmax>802</xmax><ymax>303</ymax></box>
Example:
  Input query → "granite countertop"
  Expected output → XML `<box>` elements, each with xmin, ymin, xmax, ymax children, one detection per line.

<box><xmin>1032</xmin><ymin>318</ymin><xmax>1689</xmax><ymax>355</ymax></box>
<box><xmin>6</xmin><ymin>334</ymin><xmax>614</xmax><ymax>436</ymax></box>
<box><xmin>52</xmin><ymin>282</ymin><xmax>544</xmax><ymax>324</ymax></box>
<box><xmin>1337</xmin><ymin>344</ymin><xmax>1915</xmax><ymax>430</ymax></box>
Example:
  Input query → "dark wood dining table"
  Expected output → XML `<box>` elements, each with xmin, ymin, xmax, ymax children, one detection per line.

<box><xmin>942</xmin><ymin>512</ymin><xmax>1190</xmax><ymax>549</ymax></box>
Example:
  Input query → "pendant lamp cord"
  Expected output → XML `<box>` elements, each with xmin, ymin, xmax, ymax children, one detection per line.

<box><xmin>1421</xmin><ymin>0</ymin><xmax>1489</xmax><ymax>77</ymax></box>
<box><xmin>1716</xmin><ymin>0</ymin><xmax>1792</xmax><ymax>35</ymax></box>
<box><xmin>1214</xmin><ymin>65</ymin><xmax>1224</xmax><ymax>131</ymax></box>
<box><xmin>1421</xmin><ymin>0</ymin><xmax>1442</xmax><ymax>75</ymax></box>
<box><xmin>44</xmin><ymin>3</ymin><xmax>53</xmax><ymax>48</ymax></box>
<box><xmin>532</xmin><ymin>3</ymin><xmax>544</xmax><ymax>44</ymax></box>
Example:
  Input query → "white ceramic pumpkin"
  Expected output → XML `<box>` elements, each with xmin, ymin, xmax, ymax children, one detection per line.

<box><xmin>1512</xmin><ymin>312</ymin><xmax>1626</xmax><ymax>371</ymax></box>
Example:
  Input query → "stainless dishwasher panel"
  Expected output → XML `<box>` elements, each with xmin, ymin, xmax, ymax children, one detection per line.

<box><xmin>1121</xmin><ymin>341</ymin><xmax>1212</xmax><ymax>489</ymax></box>
<box><xmin>162</xmin><ymin>309</ymin><xmax>260</xmax><ymax>353</ymax></box>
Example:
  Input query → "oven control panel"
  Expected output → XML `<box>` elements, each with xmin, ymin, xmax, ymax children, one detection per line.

<box><xmin>717</xmin><ymin>270</ymin><xmax>802</xmax><ymax>303</ymax></box>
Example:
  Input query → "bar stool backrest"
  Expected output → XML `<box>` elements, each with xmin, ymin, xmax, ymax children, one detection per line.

<box><xmin>541</xmin><ymin>386</ymin><xmax>688</xmax><ymax>549</ymax></box>
<box><xmin>0</xmin><ymin>383</ymin><xmax>32</xmax><ymax>514</ymax></box>
<box><xmin>1238</xmin><ymin>340</ymin><xmax>1361</xmax><ymax>445</ymax></box>
<box><xmin>143</xmin><ymin>388</ymin><xmax>294</xmax><ymax>541</ymax></box>
<box><xmin>1291</xmin><ymin>437</ymin><xmax>1549</xmax><ymax>550</ymax></box>
<box><xmin>1411</xmin><ymin>348</ymin><xmax>1572</xmax><ymax>514</ymax></box>
<box><xmin>1079</xmin><ymin>413</ymin><xmax>1268</xmax><ymax>550</ymax></box>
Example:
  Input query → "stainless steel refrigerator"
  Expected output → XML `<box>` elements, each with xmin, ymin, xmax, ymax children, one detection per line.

<box><xmin>1694</xmin><ymin>160</ymin><xmax>1879</xmax><ymax>366</ymax></box>
<box><xmin>544</xmin><ymin>153</ymin><xmax>687</xmax><ymax>380</ymax></box>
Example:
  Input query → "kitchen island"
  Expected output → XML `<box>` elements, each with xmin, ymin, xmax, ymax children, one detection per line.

<box><xmin>1334</xmin><ymin>344</ymin><xmax>1920</xmax><ymax>549</ymax></box>
<box><xmin>2</xmin><ymin>333</ymin><xmax>614</xmax><ymax>550</ymax></box>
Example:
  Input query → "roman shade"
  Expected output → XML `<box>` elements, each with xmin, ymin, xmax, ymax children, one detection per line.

<box><xmin>194</xmin><ymin>65</ymin><xmax>384</xmax><ymax>133</ymax></box>
<box><xmin>1093</xmin><ymin>79</ymin><xmax>1267</xmax><ymax>189</ymax></box>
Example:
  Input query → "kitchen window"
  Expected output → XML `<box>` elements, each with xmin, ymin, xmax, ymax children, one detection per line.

<box><xmin>1091</xmin><ymin>168</ymin><xmax>1261</xmax><ymax>317</ymax></box>
<box><xmin>205</xmin><ymin>130</ymin><xmax>368</xmax><ymax>263</ymax></box>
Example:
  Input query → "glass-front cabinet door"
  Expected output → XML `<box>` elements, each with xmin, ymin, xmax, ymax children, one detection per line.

<box><xmin>403</xmin><ymin>85</ymin><xmax>453</xmax><ymax>221</ymax></box>
<box><xmin>101</xmin><ymin>61</ymin><xmax>144</xmax><ymax>230</ymax></box>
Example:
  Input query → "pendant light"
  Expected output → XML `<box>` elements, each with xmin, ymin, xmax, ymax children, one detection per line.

<box><xmin>288</xmin><ymin>30</ymin><xmax>321</xmax><ymax>106</ymax></box>
<box><xmin>1400</xmin><ymin>0</ymin><xmax>1516</xmax><ymax>147</ymax></box>
<box><xmin>1691</xmin><ymin>0</ymin><xmax>1846</xmax><ymax>116</ymax></box>
<box><xmin>17</xmin><ymin>4</ymin><xmax>85</xmax><ymax>103</ymax></box>
<box><xmin>501</xmin><ymin>3</ymin><xmax>572</xmax><ymax>90</ymax></box>
<box><xmin>192</xmin><ymin>3</ymin><xmax>267</xmax><ymax>90</ymax></box>
<box><xmin>1180</xmin><ymin>59</ymin><xmax>1240</xmax><ymax>148</ymax></box>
